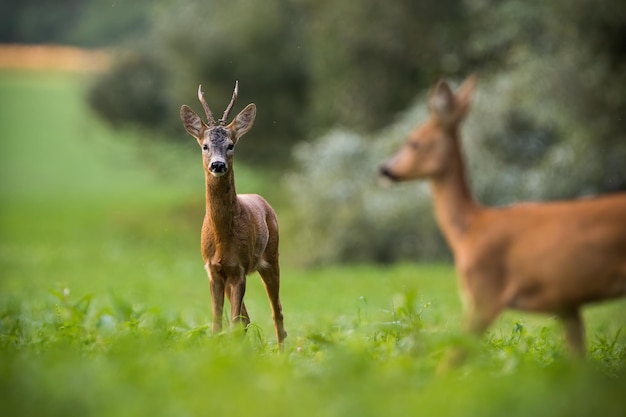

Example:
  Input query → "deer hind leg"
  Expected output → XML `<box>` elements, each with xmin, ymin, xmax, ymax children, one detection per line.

<box><xmin>559</xmin><ymin>309</ymin><xmax>586</xmax><ymax>357</ymax></box>
<box><xmin>258</xmin><ymin>262</ymin><xmax>287</xmax><ymax>345</ymax></box>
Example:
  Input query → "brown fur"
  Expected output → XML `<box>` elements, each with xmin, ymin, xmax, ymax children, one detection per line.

<box><xmin>381</xmin><ymin>75</ymin><xmax>626</xmax><ymax>357</ymax></box>
<box><xmin>181</xmin><ymin>84</ymin><xmax>286</xmax><ymax>345</ymax></box>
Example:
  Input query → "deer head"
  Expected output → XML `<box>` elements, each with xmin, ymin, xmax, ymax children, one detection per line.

<box><xmin>380</xmin><ymin>75</ymin><xmax>476</xmax><ymax>181</ymax></box>
<box><xmin>180</xmin><ymin>81</ymin><xmax>257</xmax><ymax>177</ymax></box>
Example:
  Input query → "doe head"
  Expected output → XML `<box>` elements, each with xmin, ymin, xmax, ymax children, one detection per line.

<box><xmin>180</xmin><ymin>81</ymin><xmax>256</xmax><ymax>177</ymax></box>
<box><xmin>380</xmin><ymin>75</ymin><xmax>476</xmax><ymax>182</ymax></box>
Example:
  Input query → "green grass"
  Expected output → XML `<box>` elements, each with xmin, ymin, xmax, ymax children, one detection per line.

<box><xmin>1</xmin><ymin>70</ymin><xmax>625</xmax><ymax>417</ymax></box>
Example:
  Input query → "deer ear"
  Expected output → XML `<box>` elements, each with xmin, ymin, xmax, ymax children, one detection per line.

<box><xmin>180</xmin><ymin>105</ymin><xmax>205</xmax><ymax>139</ymax></box>
<box><xmin>230</xmin><ymin>103</ymin><xmax>256</xmax><ymax>140</ymax></box>
<box><xmin>429</xmin><ymin>81</ymin><xmax>456</xmax><ymax>120</ymax></box>
<box><xmin>455</xmin><ymin>74</ymin><xmax>477</xmax><ymax>120</ymax></box>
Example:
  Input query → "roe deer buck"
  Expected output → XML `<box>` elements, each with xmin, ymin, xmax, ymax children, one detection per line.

<box><xmin>180</xmin><ymin>81</ymin><xmax>287</xmax><ymax>345</ymax></box>
<box><xmin>380</xmin><ymin>75</ymin><xmax>626</xmax><ymax>358</ymax></box>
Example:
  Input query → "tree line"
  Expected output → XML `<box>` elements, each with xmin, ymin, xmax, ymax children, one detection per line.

<box><xmin>6</xmin><ymin>0</ymin><xmax>626</xmax><ymax>263</ymax></box>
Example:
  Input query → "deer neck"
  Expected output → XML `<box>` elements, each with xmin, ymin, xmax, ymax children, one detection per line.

<box><xmin>429</xmin><ymin>138</ymin><xmax>479</xmax><ymax>249</ymax></box>
<box><xmin>204</xmin><ymin>168</ymin><xmax>239</xmax><ymax>238</ymax></box>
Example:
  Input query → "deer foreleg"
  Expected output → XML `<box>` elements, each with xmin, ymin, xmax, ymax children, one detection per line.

<box><xmin>439</xmin><ymin>288</ymin><xmax>502</xmax><ymax>372</ymax></box>
<box><xmin>208</xmin><ymin>275</ymin><xmax>225</xmax><ymax>334</ymax></box>
<box><xmin>559</xmin><ymin>309</ymin><xmax>586</xmax><ymax>357</ymax></box>
<box><xmin>228</xmin><ymin>273</ymin><xmax>249</xmax><ymax>330</ymax></box>
<box><xmin>225</xmin><ymin>284</ymin><xmax>250</xmax><ymax>326</ymax></box>
<box><xmin>226</xmin><ymin>276</ymin><xmax>250</xmax><ymax>329</ymax></box>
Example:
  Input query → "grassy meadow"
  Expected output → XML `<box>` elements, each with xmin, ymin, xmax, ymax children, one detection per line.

<box><xmin>1</xmin><ymin>70</ymin><xmax>625</xmax><ymax>417</ymax></box>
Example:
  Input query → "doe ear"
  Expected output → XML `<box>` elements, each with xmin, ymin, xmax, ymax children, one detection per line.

<box><xmin>230</xmin><ymin>103</ymin><xmax>256</xmax><ymax>140</ymax></box>
<box><xmin>455</xmin><ymin>74</ymin><xmax>477</xmax><ymax>120</ymax></box>
<box><xmin>180</xmin><ymin>105</ymin><xmax>205</xmax><ymax>140</ymax></box>
<box><xmin>429</xmin><ymin>80</ymin><xmax>456</xmax><ymax>121</ymax></box>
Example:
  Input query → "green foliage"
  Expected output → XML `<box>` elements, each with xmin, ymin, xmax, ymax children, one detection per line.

<box><xmin>2</xmin><ymin>284</ymin><xmax>626</xmax><ymax>417</ymax></box>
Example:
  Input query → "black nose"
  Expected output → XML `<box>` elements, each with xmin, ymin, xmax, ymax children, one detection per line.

<box><xmin>210</xmin><ymin>161</ymin><xmax>227</xmax><ymax>173</ymax></box>
<box><xmin>379</xmin><ymin>165</ymin><xmax>398</xmax><ymax>181</ymax></box>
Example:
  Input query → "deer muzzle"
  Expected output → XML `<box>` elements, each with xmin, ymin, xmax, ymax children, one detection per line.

<box><xmin>379</xmin><ymin>164</ymin><xmax>400</xmax><ymax>182</ymax></box>
<box><xmin>209</xmin><ymin>161</ymin><xmax>228</xmax><ymax>176</ymax></box>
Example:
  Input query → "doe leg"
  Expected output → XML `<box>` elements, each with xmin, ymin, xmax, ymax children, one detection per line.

<box><xmin>464</xmin><ymin>308</ymin><xmax>499</xmax><ymax>336</ymax></box>
<box><xmin>439</xmin><ymin>304</ymin><xmax>501</xmax><ymax>373</ymax></box>
<box><xmin>559</xmin><ymin>309</ymin><xmax>586</xmax><ymax>357</ymax></box>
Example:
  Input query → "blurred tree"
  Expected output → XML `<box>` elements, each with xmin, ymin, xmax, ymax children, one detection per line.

<box><xmin>89</xmin><ymin>0</ymin><xmax>309</xmax><ymax>166</ymax></box>
<box><xmin>307</xmin><ymin>0</ymin><xmax>469</xmax><ymax>133</ymax></box>
<box><xmin>0</xmin><ymin>0</ymin><xmax>81</xmax><ymax>44</ymax></box>
<box><xmin>67</xmin><ymin>1</ymin><xmax>153</xmax><ymax>47</ymax></box>
<box><xmin>465</xmin><ymin>0</ymin><xmax>626</xmax><ymax>195</ymax></box>
<box><xmin>0</xmin><ymin>0</ymin><xmax>154</xmax><ymax>47</ymax></box>
<box><xmin>87</xmin><ymin>0</ymin><xmax>472</xmax><ymax>167</ymax></box>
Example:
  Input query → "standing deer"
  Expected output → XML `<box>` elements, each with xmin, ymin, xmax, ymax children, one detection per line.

<box><xmin>380</xmin><ymin>75</ymin><xmax>626</xmax><ymax>360</ymax></box>
<box><xmin>180</xmin><ymin>81</ymin><xmax>287</xmax><ymax>345</ymax></box>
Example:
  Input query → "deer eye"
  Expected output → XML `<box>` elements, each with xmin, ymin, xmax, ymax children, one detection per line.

<box><xmin>202</xmin><ymin>144</ymin><xmax>209</xmax><ymax>151</ymax></box>
<box><xmin>227</xmin><ymin>144</ymin><xmax>234</xmax><ymax>151</ymax></box>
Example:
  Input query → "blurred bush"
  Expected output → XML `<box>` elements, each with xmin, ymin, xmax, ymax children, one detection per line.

<box><xmin>87</xmin><ymin>49</ymin><xmax>171</xmax><ymax>128</ymax></box>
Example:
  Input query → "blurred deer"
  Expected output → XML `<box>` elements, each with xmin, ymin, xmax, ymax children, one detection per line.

<box><xmin>180</xmin><ymin>81</ymin><xmax>287</xmax><ymax>345</ymax></box>
<box><xmin>381</xmin><ymin>75</ymin><xmax>626</xmax><ymax>360</ymax></box>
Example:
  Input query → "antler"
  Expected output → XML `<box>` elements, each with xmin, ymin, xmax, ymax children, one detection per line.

<box><xmin>219</xmin><ymin>80</ymin><xmax>239</xmax><ymax>125</ymax></box>
<box><xmin>197</xmin><ymin>85</ymin><xmax>215</xmax><ymax>126</ymax></box>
